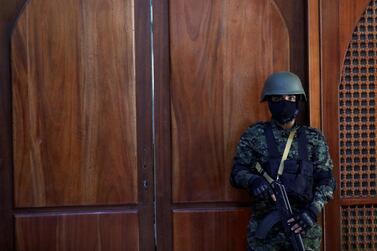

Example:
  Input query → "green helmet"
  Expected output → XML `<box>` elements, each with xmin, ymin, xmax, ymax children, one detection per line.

<box><xmin>260</xmin><ymin>71</ymin><xmax>307</xmax><ymax>102</ymax></box>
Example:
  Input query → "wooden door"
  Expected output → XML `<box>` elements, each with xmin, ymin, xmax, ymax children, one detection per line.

<box><xmin>0</xmin><ymin>0</ymin><xmax>153</xmax><ymax>250</ymax></box>
<box><xmin>153</xmin><ymin>0</ymin><xmax>309</xmax><ymax>250</ymax></box>
<box><xmin>320</xmin><ymin>0</ymin><xmax>377</xmax><ymax>250</ymax></box>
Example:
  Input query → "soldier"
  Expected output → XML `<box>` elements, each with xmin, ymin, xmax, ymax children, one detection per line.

<box><xmin>230</xmin><ymin>72</ymin><xmax>335</xmax><ymax>251</ymax></box>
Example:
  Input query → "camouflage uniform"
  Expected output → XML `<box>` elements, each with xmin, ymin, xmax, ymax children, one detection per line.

<box><xmin>230</xmin><ymin>120</ymin><xmax>335</xmax><ymax>251</ymax></box>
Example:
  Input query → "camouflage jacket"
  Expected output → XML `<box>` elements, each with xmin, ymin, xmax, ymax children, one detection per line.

<box><xmin>230</xmin><ymin>120</ymin><xmax>336</xmax><ymax>218</ymax></box>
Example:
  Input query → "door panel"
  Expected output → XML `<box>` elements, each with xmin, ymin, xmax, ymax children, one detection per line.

<box><xmin>173</xmin><ymin>209</ymin><xmax>250</xmax><ymax>251</ymax></box>
<box><xmin>321</xmin><ymin>0</ymin><xmax>376</xmax><ymax>250</ymax></box>
<box><xmin>170</xmin><ymin>0</ymin><xmax>289</xmax><ymax>203</ymax></box>
<box><xmin>15</xmin><ymin>211</ymin><xmax>139</xmax><ymax>251</ymax></box>
<box><xmin>0</xmin><ymin>0</ymin><xmax>154</xmax><ymax>249</ymax></box>
<box><xmin>12</xmin><ymin>0</ymin><xmax>137</xmax><ymax>207</ymax></box>
<box><xmin>155</xmin><ymin>0</ymin><xmax>308</xmax><ymax>250</ymax></box>
<box><xmin>0</xmin><ymin>1</ymin><xmax>28</xmax><ymax>249</ymax></box>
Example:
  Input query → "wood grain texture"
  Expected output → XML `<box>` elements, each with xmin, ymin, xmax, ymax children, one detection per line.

<box><xmin>12</xmin><ymin>0</ymin><xmax>138</xmax><ymax>207</ymax></box>
<box><xmin>308</xmin><ymin>0</ymin><xmax>321</xmax><ymax>129</ymax></box>
<box><xmin>170</xmin><ymin>0</ymin><xmax>290</xmax><ymax>203</ymax></box>
<box><xmin>273</xmin><ymin>0</ymin><xmax>308</xmax><ymax>125</ymax></box>
<box><xmin>0</xmin><ymin>1</ymin><xmax>28</xmax><ymax>249</ymax></box>
<box><xmin>273</xmin><ymin>0</ymin><xmax>306</xmax><ymax>77</ymax></box>
<box><xmin>320</xmin><ymin>0</ymin><xmax>371</xmax><ymax>250</ymax></box>
<box><xmin>307</xmin><ymin>5</ymin><xmax>322</xmax><ymax>250</ymax></box>
<box><xmin>339</xmin><ymin>0</ymin><xmax>372</xmax><ymax>64</ymax></box>
<box><xmin>153</xmin><ymin>0</ymin><xmax>174</xmax><ymax>249</ymax></box>
<box><xmin>173</xmin><ymin>209</ymin><xmax>250</xmax><ymax>251</ymax></box>
<box><xmin>133</xmin><ymin>0</ymin><xmax>155</xmax><ymax>249</ymax></box>
<box><xmin>15</xmin><ymin>211</ymin><xmax>139</xmax><ymax>251</ymax></box>
<box><xmin>155</xmin><ymin>0</ymin><xmax>307</xmax><ymax>249</ymax></box>
<box><xmin>0</xmin><ymin>0</ymin><xmax>27</xmax><ymax>24</ymax></box>
<box><xmin>321</xmin><ymin>2</ymin><xmax>342</xmax><ymax>250</ymax></box>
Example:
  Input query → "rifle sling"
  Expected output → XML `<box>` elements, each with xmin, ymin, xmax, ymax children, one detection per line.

<box><xmin>255</xmin><ymin>163</ymin><xmax>274</xmax><ymax>184</ymax></box>
<box><xmin>277</xmin><ymin>129</ymin><xmax>296</xmax><ymax>178</ymax></box>
<box><xmin>255</xmin><ymin>128</ymin><xmax>297</xmax><ymax>183</ymax></box>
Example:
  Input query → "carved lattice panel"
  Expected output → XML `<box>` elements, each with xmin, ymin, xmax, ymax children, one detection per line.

<box><xmin>340</xmin><ymin>1</ymin><xmax>377</xmax><ymax>250</ymax></box>
<box><xmin>342</xmin><ymin>205</ymin><xmax>377</xmax><ymax>250</ymax></box>
<box><xmin>339</xmin><ymin>0</ymin><xmax>377</xmax><ymax>199</ymax></box>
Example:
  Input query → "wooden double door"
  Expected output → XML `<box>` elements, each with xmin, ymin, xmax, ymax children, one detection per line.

<box><xmin>0</xmin><ymin>0</ymin><xmax>376</xmax><ymax>250</ymax></box>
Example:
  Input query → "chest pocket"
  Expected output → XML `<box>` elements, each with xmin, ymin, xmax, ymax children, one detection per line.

<box><xmin>263</xmin><ymin>123</ymin><xmax>314</xmax><ymax>202</ymax></box>
<box><xmin>263</xmin><ymin>159</ymin><xmax>313</xmax><ymax>202</ymax></box>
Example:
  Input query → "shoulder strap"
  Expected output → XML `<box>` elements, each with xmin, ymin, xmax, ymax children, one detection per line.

<box><xmin>297</xmin><ymin>127</ymin><xmax>309</xmax><ymax>161</ymax></box>
<box><xmin>264</xmin><ymin>122</ymin><xmax>280</xmax><ymax>158</ymax></box>
<box><xmin>255</xmin><ymin>163</ymin><xmax>274</xmax><ymax>184</ymax></box>
<box><xmin>255</xmin><ymin>128</ymin><xmax>297</xmax><ymax>183</ymax></box>
<box><xmin>277</xmin><ymin>129</ymin><xmax>296</xmax><ymax>179</ymax></box>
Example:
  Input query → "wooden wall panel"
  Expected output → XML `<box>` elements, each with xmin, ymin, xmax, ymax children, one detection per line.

<box><xmin>320</xmin><ymin>0</ymin><xmax>371</xmax><ymax>250</ymax></box>
<box><xmin>0</xmin><ymin>1</ymin><xmax>28</xmax><ymax>249</ymax></box>
<box><xmin>170</xmin><ymin>0</ymin><xmax>290</xmax><ymax>203</ymax></box>
<box><xmin>339</xmin><ymin>0</ymin><xmax>373</xmax><ymax>63</ymax></box>
<box><xmin>308</xmin><ymin>0</ymin><xmax>321</xmax><ymax>129</ymax></box>
<box><xmin>15</xmin><ymin>211</ymin><xmax>139</xmax><ymax>251</ymax></box>
<box><xmin>11</xmin><ymin>0</ymin><xmax>138</xmax><ymax>207</ymax></box>
<box><xmin>173</xmin><ymin>209</ymin><xmax>250</xmax><ymax>251</ymax></box>
<box><xmin>155</xmin><ymin>0</ymin><xmax>308</xmax><ymax>249</ymax></box>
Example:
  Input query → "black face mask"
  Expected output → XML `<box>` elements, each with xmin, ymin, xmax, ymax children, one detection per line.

<box><xmin>268</xmin><ymin>100</ymin><xmax>299</xmax><ymax>124</ymax></box>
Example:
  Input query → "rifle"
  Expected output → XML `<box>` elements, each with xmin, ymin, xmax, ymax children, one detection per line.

<box><xmin>255</xmin><ymin>181</ymin><xmax>305</xmax><ymax>251</ymax></box>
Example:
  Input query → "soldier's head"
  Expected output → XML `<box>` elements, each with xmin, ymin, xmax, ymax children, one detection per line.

<box><xmin>260</xmin><ymin>71</ymin><xmax>306</xmax><ymax>124</ymax></box>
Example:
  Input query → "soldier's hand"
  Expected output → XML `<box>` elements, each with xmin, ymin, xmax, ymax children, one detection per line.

<box><xmin>287</xmin><ymin>209</ymin><xmax>317</xmax><ymax>234</ymax></box>
<box><xmin>248</xmin><ymin>177</ymin><xmax>275</xmax><ymax>201</ymax></box>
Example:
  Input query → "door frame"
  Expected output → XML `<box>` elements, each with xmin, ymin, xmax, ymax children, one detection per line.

<box><xmin>0</xmin><ymin>1</ymin><xmax>28</xmax><ymax>249</ymax></box>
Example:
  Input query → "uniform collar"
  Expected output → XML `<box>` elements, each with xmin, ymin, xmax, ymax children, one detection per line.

<box><xmin>270</xmin><ymin>119</ymin><xmax>300</xmax><ymax>133</ymax></box>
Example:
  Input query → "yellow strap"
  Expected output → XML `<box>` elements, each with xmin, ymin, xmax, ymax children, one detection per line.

<box><xmin>277</xmin><ymin>129</ymin><xmax>297</xmax><ymax>178</ymax></box>
<box><xmin>255</xmin><ymin>128</ymin><xmax>297</xmax><ymax>183</ymax></box>
<box><xmin>255</xmin><ymin>162</ymin><xmax>274</xmax><ymax>184</ymax></box>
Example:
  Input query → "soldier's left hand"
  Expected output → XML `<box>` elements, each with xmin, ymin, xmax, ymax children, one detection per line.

<box><xmin>287</xmin><ymin>209</ymin><xmax>317</xmax><ymax>234</ymax></box>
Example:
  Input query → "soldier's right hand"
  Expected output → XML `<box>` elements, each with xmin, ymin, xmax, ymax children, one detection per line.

<box><xmin>248</xmin><ymin>177</ymin><xmax>276</xmax><ymax>201</ymax></box>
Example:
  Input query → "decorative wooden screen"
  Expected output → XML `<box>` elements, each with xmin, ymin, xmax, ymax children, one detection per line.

<box><xmin>342</xmin><ymin>205</ymin><xmax>377</xmax><ymax>250</ymax></box>
<box><xmin>339</xmin><ymin>0</ymin><xmax>377</xmax><ymax>249</ymax></box>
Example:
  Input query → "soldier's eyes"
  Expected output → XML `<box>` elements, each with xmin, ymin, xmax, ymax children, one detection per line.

<box><xmin>286</xmin><ymin>96</ymin><xmax>297</xmax><ymax>102</ymax></box>
<box><xmin>270</xmin><ymin>96</ymin><xmax>297</xmax><ymax>102</ymax></box>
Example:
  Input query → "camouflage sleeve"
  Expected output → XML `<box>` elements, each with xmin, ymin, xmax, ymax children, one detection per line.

<box><xmin>308</xmin><ymin>130</ymin><xmax>336</xmax><ymax>215</ymax></box>
<box><xmin>230</xmin><ymin>128</ymin><xmax>259</xmax><ymax>189</ymax></box>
